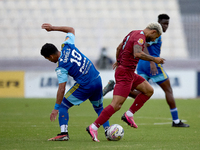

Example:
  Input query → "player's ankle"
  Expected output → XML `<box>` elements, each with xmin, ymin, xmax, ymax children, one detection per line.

<box><xmin>91</xmin><ymin>123</ymin><xmax>98</xmax><ymax>130</ymax></box>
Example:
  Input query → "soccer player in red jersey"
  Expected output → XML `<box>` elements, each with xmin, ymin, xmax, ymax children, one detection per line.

<box><xmin>86</xmin><ymin>22</ymin><xmax>165</xmax><ymax>142</ymax></box>
<box><xmin>103</xmin><ymin>14</ymin><xmax>190</xmax><ymax>128</ymax></box>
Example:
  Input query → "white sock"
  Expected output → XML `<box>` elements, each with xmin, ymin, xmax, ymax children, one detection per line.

<box><xmin>61</xmin><ymin>125</ymin><xmax>68</xmax><ymax>133</ymax></box>
<box><xmin>91</xmin><ymin>123</ymin><xmax>98</xmax><ymax>130</ymax></box>
<box><xmin>173</xmin><ymin>119</ymin><xmax>180</xmax><ymax>124</ymax></box>
<box><xmin>126</xmin><ymin>110</ymin><xmax>133</xmax><ymax>117</ymax></box>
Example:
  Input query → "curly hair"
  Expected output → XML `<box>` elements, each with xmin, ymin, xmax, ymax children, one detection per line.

<box><xmin>146</xmin><ymin>22</ymin><xmax>163</xmax><ymax>35</ymax></box>
<box><xmin>41</xmin><ymin>43</ymin><xmax>58</xmax><ymax>57</ymax></box>
<box><xmin>158</xmin><ymin>14</ymin><xmax>170</xmax><ymax>20</ymax></box>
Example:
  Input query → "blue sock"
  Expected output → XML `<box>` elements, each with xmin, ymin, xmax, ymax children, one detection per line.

<box><xmin>59</xmin><ymin>100</ymin><xmax>73</xmax><ymax>126</ymax></box>
<box><xmin>170</xmin><ymin>108</ymin><xmax>179</xmax><ymax>121</ymax></box>
<box><xmin>93</xmin><ymin>104</ymin><xmax>110</xmax><ymax>130</ymax></box>
<box><xmin>59</xmin><ymin>104</ymin><xmax>69</xmax><ymax>126</ymax></box>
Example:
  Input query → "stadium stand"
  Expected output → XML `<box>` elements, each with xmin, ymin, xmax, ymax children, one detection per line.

<box><xmin>178</xmin><ymin>0</ymin><xmax>200</xmax><ymax>59</ymax></box>
<box><xmin>0</xmin><ymin>0</ymin><xmax>188</xmax><ymax>61</ymax></box>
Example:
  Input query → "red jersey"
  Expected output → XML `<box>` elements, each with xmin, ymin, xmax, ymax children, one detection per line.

<box><xmin>117</xmin><ymin>30</ymin><xmax>146</xmax><ymax>71</ymax></box>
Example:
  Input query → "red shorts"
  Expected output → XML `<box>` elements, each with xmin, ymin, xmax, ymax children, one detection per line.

<box><xmin>113</xmin><ymin>65</ymin><xmax>145</xmax><ymax>98</ymax></box>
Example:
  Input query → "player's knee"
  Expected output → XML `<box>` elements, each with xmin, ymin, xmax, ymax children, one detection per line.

<box><xmin>111</xmin><ymin>96</ymin><xmax>126</xmax><ymax>111</ymax></box>
<box><xmin>146</xmin><ymin>87</ymin><xmax>154</xmax><ymax>97</ymax></box>
<box><xmin>114</xmin><ymin>104</ymin><xmax>122</xmax><ymax>111</ymax></box>
<box><xmin>111</xmin><ymin>103</ymin><xmax>122</xmax><ymax>112</ymax></box>
<box><xmin>165</xmin><ymin>87</ymin><xmax>173</xmax><ymax>94</ymax></box>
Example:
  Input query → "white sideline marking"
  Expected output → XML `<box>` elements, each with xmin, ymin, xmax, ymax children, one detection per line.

<box><xmin>154</xmin><ymin>122</ymin><xmax>172</xmax><ymax>125</ymax></box>
<box><xmin>136</xmin><ymin>117</ymin><xmax>187</xmax><ymax>125</ymax></box>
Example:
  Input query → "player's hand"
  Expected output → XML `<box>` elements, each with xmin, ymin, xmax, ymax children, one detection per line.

<box><xmin>153</xmin><ymin>57</ymin><xmax>165</xmax><ymax>64</ymax></box>
<box><xmin>50</xmin><ymin>109</ymin><xmax>59</xmax><ymax>122</ymax></box>
<box><xmin>112</xmin><ymin>62</ymin><xmax>118</xmax><ymax>70</ymax></box>
<box><xmin>42</xmin><ymin>23</ymin><xmax>53</xmax><ymax>32</ymax></box>
<box><xmin>150</xmin><ymin>61</ymin><xmax>158</xmax><ymax>75</ymax></box>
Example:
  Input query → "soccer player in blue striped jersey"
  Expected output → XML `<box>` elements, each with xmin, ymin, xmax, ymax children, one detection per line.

<box><xmin>41</xmin><ymin>23</ymin><xmax>110</xmax><ymax>141</ymax></box>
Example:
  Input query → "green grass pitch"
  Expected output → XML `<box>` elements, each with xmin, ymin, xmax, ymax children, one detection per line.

<box><xmin>0</xmin><ymin>98</ymin><xmax>200</xmax><ymax>150</ymax></box>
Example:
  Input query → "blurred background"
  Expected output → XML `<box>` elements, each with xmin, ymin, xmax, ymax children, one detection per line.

<box><xmin>0</xmin><ymin>0</ymin><xmax>200</xmax><ymax>98</ymax></box>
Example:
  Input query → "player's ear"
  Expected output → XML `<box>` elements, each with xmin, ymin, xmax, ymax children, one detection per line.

<box><xmin>152</xmin><ymin>30</ymin><xmax>157</xmax><ymax>34</ymax></box>
<box><xmin>50</xmin><ymin>54</ymin><xmax>54</xmax><ymax>59</ymax></box>
<box><xmin>148</xmin><ymin>30</ymin><xmax>154</xmax><ymax>35</ymax></box>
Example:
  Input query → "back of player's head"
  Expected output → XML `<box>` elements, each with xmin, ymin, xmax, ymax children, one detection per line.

<box><xmin>146</xmin><ymin>22</ymin><xmax>163</xmax><ymax>35</ymax></box>
<box><xmin>158</xmin><ymin>14</ymin><xmax>170</xmax><ymax>21</ymax></box>
<box><xmin>41</xmin><ymin>43</ymin><xmax>58</xmax><ymax>57</ymax></box>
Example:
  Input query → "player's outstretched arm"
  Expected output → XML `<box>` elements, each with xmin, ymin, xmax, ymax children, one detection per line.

<box><xmin>143</xmin><ymin>44</ymin><xmax>158</xmax><ymax>75</ymax></box>
<box><xmin>41</xmin><ymin>23</ymin><xmax>75</xmax><ymax>35</ymax></box>
<box><xmin>50</xmin><ymin>82</ymin><xmax>66</xmax><ymax>122</ymax></box>
<box><xmin>133</xmin><ymin>45</ymin><xmax>165</xmax><ymax>64</ymax></box>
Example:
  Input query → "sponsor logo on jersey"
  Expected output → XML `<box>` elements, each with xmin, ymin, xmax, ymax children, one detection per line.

<box><xmin>61</xmin><ymin>43</ymin><xmax>65</xmax><ymax>48</ymax></box>
<box><xmin>56</xmin><ymin>69</ymin><xmax>62</xmax><ymax>76</ymax></box>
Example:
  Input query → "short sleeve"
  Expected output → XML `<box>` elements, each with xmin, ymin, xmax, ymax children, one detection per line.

<box><xmin>55</xmin><ymin>67</ymin><xmax>68</xmax><ymax>84</ymax></box>
<box><xmin>63</xmin><ymin>33</ymin><xmax>75</xmax><ymax>45</ymax></box>
<box><xmin>134</xmin><ymin>32</ymin><xmax>145</xmax><ymax>46</ymax></box>
<box><xmin>136</xmin><ymin>38</ymin><xmax>145</xmax><ymax>46</ymax></box>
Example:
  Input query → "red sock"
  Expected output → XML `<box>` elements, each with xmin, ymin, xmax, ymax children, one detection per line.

<box><xmin>94</xmin><ymin>105</ymin><xmax>115</xmax><ymax>128</ymax></box>
<box><xmin>129</xmin><ymin>93</ymin><xmax>150</xmax><ymax>114</ymax></box>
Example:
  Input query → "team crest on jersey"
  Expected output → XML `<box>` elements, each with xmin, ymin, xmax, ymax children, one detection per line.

<box><xmin>138</xmin><ymin>38</ymin><xmax>144</xmax><ymax>45</ymax></box>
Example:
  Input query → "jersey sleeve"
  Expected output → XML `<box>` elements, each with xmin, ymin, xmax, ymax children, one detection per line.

<box><xmin>55</xmin><ymin>67</ymin><xmax>68</xmax><ymax>84</ymax></box>
<box><xmin>136</xmin><ymin>38</ymin><xmax>145</xmax><ymax>46</ymax></box>
<box><xmin>134</xmin><ymin>33</ymin><xmax>145</xmax><ymax>47</ymax></box>
<box><xmin>63</xmin><ymin>33</ymin><xmax>75</xmax><ymax>45</ymax></box>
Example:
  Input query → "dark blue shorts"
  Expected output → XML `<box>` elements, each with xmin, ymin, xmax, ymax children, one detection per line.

<box><xmin>62</xmin><ymin>75</ymin><xmax>103</xmax><ymax>107</ymax></box>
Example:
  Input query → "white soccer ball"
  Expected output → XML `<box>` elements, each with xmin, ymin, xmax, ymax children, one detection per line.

<box><xmin>106</xmin><ymin>124</ymin><xmax>124</xmax><ymax>141</ymax></box>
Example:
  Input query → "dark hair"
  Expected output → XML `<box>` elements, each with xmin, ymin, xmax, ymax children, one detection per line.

<box><xmin>158</xmin><ymin>14</ymin><xmax>170</xmax><ymax>20</ymax></box>
<box><xmin>41</xmin><ymin>43</ymin><xmax>58</xmax><ymax>57</ymax></box>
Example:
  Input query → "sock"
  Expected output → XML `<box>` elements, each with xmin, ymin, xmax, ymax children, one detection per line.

<box><xmin>59</xmin><ymin>103</ymin><xmax>70</xmax><ymax>132</ymax></box>
<box><xmin>91</xmin><ymin>123</ymin><xmax>98</xmax><ymax>130</ymax></box>
<box><xmin>61</xmin><ymin>125</ymin><xmax>68</xmax><ymax>133</ymax></box>
<box><xmin>173</xmin><ymin>119</ymin><xmax>180</xmax><ymax>124</ymax></box>
<box><xmin>59</xmin><ymin>106</ymin><xmax>69</xmax><ymax>126</ymax></box>
<box><xmin>93</xmin><ymin>103</ymin><xmax>110</xmax><ymax>130</ymax></box>
<box><xmin>170</xmin><ymin>108</ymin><xmax>180</xmax><ymax>123</ymax></box>
<box><xmin>129</xmin><ymin>93</ymin><xmax>150</xmax><ymax>114</ymax></box>
<box><xmin>126</xmin><ymin>110</ymin><xmax>133</xmax><ymax>117</ymax></box>
<box><xmin>93</xmin><ymin>105</ymin><xmax>115</xmax><ymax>128</ymax></box>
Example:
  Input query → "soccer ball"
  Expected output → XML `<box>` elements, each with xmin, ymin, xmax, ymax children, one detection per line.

<box><xmin>106</xmin><ymin>124</ymin><xmax>124</xmax><ymax>141</ymax></box>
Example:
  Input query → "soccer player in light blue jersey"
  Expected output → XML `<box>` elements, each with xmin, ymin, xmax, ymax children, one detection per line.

<box><xmin>41</xmin><ymin>23</ymin><xmax>110</xmax><ymax>141</ymax></box>
<box><xmin>136</xmin><ymin>14</ymin><xmax>189</xmax><ymax>127</ymax></box>
<box><xmin>103</xmin><ymin>14</ymin><xmax>189</xmax><ymax>127</ymax></box>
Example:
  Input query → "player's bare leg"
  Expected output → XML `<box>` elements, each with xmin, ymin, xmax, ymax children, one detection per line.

<box><xmin>159</xmin><ymin>79</ymin><xmax>189</xmax><ymax>127</ymax></box>
<box><xmin>159</xmin><ymin>79</ymin><xmax>176</xmax><ymax>109</ymax></box>
<box><xmin>128</xmin><ymin>90</ymin><xmax>140</xmax><ymax>99</ymax></box>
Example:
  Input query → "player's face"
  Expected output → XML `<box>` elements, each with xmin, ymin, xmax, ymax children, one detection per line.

<box><xmin>146</xmin><ymin>31</ymin><xmax>160</xmax><ymax>42</ymax></box>
<box><xmin>45</xmin><ymin>55</ymin><xmax>57</xmax><ymax>63</ymax></box>
<box><xmin>159</xmin><ymin>19</ymin><xmax>169</xmax><ymax>33</ymax></box>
